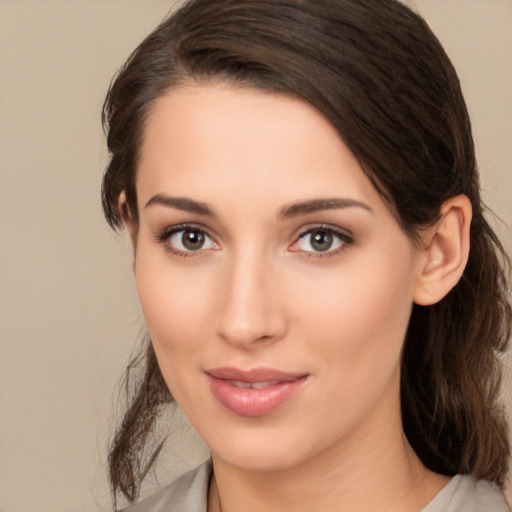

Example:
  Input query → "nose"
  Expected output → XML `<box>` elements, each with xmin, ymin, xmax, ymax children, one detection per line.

<box><xmin>215</xmin><ymin>248</ymin><xmax>287</xmax><ymax>349</ymax></box>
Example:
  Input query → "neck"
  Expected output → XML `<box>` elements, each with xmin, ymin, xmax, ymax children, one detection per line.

<box><xmin>208</xmin><ymin>379</ymin><xmax>449</xmax><ymax>512</ymax></box>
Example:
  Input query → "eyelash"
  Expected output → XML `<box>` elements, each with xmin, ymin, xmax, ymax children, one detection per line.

<box><xmin>290</xmin><ymin>224</ymin><xmax>354</xmax><ymax>258</ymax></box>
<box><xmin>156</xmin><ymin>223</ymin><xmax>218</xmax><ymax>258</ymax></box>
<box><xmin>155</xmin><ymin>223</ymin><xmax>354</xmax><ymax>259</ymax></box>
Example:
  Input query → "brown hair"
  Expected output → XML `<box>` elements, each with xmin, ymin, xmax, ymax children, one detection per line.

<box><xmin>102</xmin><ymin>0</ymin><xmax>511</xmax><ymax>506</ymax></box>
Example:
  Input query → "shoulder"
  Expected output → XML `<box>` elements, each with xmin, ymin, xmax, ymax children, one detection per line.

<box><xmin>421</xmin><ymin>474</ymin><xmax>510</xmax><ymax>512</ymax></box>
<box><xmin>120</xmin><ymin>459</ymin><xmax>212</xmax><ymax>512</ymax></box>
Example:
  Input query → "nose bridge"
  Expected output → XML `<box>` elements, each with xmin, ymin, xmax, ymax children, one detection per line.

<box><xmin>216</xmin><ymin>243</ymin><xmax>285</xmax><ymax>348</ymax></box>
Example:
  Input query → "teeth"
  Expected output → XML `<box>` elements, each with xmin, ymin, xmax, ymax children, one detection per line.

<box><xmin>229</xmin><ymin>380</ymin><xmax>280</xmax><ymax>389</ymax></box>
<box><xmin>230</xmin><ymin>380</ymin><xmax>252</xmax><ymax>389</ymax></box>
<box><xmin>251</xmin><ymin>380</ymin><xmax>280</xmax><ymax>389</ymax></box>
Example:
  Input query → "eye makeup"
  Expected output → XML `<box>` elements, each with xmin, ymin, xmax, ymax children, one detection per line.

<box><xmin>289</xmin><ymin>224</ymin><xmax>355</xmax><ymax>258</ymax></box>
<box><xmin>155</xmin><ymin>220</ymin><xmax>355</xmax><ymax>260</ymax></box>
<box><xmin>155</xmin><ymin>222</ymin><xmax>219</xmax><ymax>258</ymax></box>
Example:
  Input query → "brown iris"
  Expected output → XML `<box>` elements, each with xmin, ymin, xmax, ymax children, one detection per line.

<box><xmin>309</xmin><ymin>229</ymin><xmax>334</xmax><ymax>252</ymax></box>
<box><xmin>181</xmin><ymin>230</ymin><xmax>205</xmax><ymax>250</ymax></box>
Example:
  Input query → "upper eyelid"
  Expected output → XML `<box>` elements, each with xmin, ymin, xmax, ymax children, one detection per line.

<box><xmin>156</xmin><ymin>224</ymin><xmax>219</xmax><ymax>258</ymax></box>
<box><xmin>158</xmin><ymin>222</ymin><xmax>212</xmax><ymax>237</ymax></box>
<box><xmin>156</xmin><ymin>222</ymin><xmax>219</xmax><ymax>247</ymax></box>
<box><xmin>289</xmin><ymin>225</ymin><xmax>355</xmax><ymax>259</ymax></box>
<box><xmin>294</xmin><ymin>223</ymin><xmax>354</xmax><ymax>240</ymax></box>
<box><xmin>155</xmin><ymin>222</ymin><xmax>354</xmax><ymax>248</ymax></box>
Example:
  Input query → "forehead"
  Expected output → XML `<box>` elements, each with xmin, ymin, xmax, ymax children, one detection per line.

<box><xmin>136</xmin><ymin>83</ymin><xmax>386</xmax><ymax>216</ymax></box>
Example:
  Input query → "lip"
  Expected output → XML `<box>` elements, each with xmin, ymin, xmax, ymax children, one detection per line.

<box><xmin>206</xmin><ymin>367</ymin><xmax>308</xmax><ymax>417</ymax></box>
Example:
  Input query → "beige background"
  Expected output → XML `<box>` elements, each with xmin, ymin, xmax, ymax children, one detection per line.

<box><xmin>0</xmin><ymin>1</ymin><xmax>510</xmax><ymax>511</ymax></box>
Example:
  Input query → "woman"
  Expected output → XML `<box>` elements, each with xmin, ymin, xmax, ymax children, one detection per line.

<box><xmin>101</xmin><ymin>0</ymin><xmax>511</xmax><ymax>510</ymax></box>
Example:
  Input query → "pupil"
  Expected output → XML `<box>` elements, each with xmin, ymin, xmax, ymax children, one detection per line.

<box><xmin>182</xmin><ymin>230</ymin><xmax>204</xmax><ymax>250</ymax></box>
<box><xmin>311</xmin><ymin>230</ymin><xmax>332</xmax><ymax>252</ymax></box>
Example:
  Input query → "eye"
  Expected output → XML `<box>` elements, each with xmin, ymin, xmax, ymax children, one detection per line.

<box><xmin>158</xmin><ymin>225</ymin><xmax>218</xmax><ymax>255</ymax></box>
<box><xmin>290</xmin><ymin>226</ymin><xmax>353</xmax><ymax>254</ymax></box>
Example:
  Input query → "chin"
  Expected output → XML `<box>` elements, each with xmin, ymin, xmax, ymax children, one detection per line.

<box><xmin>205</xmin><ymin>420</ymin><xmax>324</xmax><ymax>473</ymax></box>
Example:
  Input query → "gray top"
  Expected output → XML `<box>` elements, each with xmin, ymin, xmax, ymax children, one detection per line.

<box><xmin>122</xmin><ymin>460</ymin><xmax>510</xmax><ymax>512</ymax></box>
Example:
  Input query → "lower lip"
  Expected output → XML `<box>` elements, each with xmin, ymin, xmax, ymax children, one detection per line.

<box><xmin>207</xmin><ymin>375</ymin><xmax>308</xmax><ymax>417</ymax></box>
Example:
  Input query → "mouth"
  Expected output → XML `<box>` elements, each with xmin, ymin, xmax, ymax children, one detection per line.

<box><xmin>205</xmin><ymin>367</ymin><xmax>308</xmax><ymax>417</ymax></box>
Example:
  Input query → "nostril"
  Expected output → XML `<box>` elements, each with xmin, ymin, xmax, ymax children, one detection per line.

<box><xmin>216</xmin><ymin>319</ymin><xmax>286</xmax><ymax>349</ymax></box>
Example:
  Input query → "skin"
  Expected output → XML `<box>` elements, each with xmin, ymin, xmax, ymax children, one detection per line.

<box><xmin>127</xmin><ymin>83</ymin><xmax>470</xmax><ymax>511</ymax></box>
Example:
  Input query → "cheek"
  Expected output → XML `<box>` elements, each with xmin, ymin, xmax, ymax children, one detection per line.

<box><xmin>293</xmin><ymin>246</ymin><xmax>416</xmax><ymax>378</ymax></box>
<box><xmin>134</xmin><ymin>247</ymin><xmax>214</xmax><ymax>357</ymax></box>
<box><xmin>134</xmin><ymin>252</ymin><xmax>218</xmax><ymax>410</ymax></box>
<box><xmin>285</xmin><ymin>254</ymin><xmax>415</xmax><ymax>442</ymax></box>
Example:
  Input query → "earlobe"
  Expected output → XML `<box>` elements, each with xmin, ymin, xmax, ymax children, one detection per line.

<box><xmin>118</xmin><ymin>191</ymin><xmax>138</xmax><ymax>251</ymax></box>
<box><xmin>413</xmin><ymin>195</ymin><xmax>472</xmax><ymax>306</ymax></box>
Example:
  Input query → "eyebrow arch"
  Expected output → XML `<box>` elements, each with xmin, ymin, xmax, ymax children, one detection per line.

<box><xmin>145</xmin><ymin>194</ymin><xmax>216</xmax><ymax>216</ymax></box>
<box><xmin>278</xmin><ymin>198</ymin><xmax>373</xmax><ymax>218</ymax></box>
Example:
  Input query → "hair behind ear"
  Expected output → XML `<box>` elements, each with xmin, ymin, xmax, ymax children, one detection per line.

<box><xmin>402</xmin><ymin>210</ymin><xmax>511</xmax><ymax>487</ymax></box>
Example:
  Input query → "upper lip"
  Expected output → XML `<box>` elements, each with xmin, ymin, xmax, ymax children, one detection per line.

<box><xmin>206</xmin><ymin>367</ymin><xmax>307</xmax><ymax>383</ymax></box>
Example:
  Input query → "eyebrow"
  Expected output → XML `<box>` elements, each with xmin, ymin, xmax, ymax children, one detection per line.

<box><xmin>145</xmin><ymin>194</ymin><xmax>216</xmax><ymax>216</ymax></box>
<box><xmin>278</xmin><ymin>198</ymin><xmax>373</xmax><ymax>218</ymax></box>
<box><xmin>144</xmin><ymin>194</ymin><xmax>372</xmax><ymax>219</ymax></box>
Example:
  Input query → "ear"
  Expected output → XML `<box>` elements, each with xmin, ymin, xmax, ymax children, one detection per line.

<box><xmin>413</xmin><ymin>195</ymin><xmax>472</xmax><ymax>306</ymax></box>
<box><xmin>118</xmin><ymin>191</ymin><xmax>138</xmax><ymax>251</ymax></box>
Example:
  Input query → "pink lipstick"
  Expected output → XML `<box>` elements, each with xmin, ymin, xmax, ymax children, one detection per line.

<box><xmin>206</xmin><ymin>367</ymin><xmax>308</xmax><ymax>417</ymax></box>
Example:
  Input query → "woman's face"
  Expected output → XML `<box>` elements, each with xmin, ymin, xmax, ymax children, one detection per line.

<box><xmin>133</xmin><ymin>84</ymin><xmax>426</xmax><ymax>473</ymax></box>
